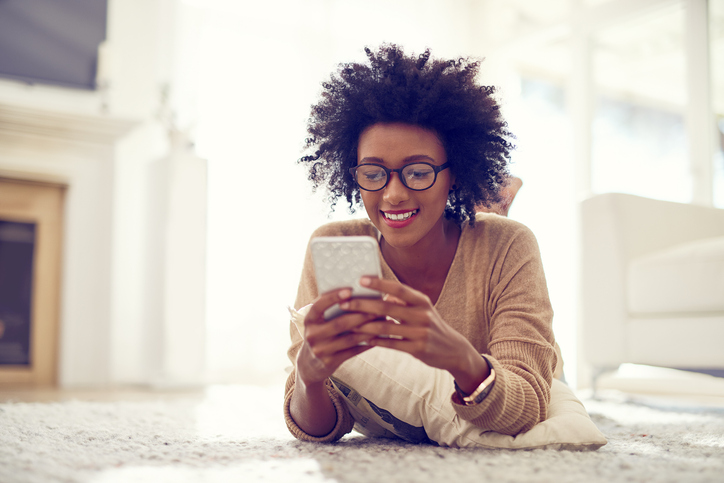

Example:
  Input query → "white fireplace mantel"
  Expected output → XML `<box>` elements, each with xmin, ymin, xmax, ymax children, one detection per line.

<box><xmin>0</xmin><ymin>102</ymin><xmax>207</xmax><ymax>387</ymax></box>
<box><xmin>0</xmin><ymin>103</ymin><xmax>137</xmax><ymax>147</ymax></box>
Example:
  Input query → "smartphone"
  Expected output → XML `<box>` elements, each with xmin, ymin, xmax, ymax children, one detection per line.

<box><xmin>310</xmin><ymin>236</ymin><xmax>382</xmax><ymax>320</ymax></box>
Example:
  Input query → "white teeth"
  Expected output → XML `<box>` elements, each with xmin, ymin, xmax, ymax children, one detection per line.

<box><xmin>384</xmin><ymin>210</ymin><xmax>418</xmax><ymax>221</ymax></box>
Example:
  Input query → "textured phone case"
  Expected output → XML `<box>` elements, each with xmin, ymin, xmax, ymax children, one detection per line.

<box><xmin>311</xmin><ymin>236</ymin><xmax>382</xmax><ymax>319</ymax></box>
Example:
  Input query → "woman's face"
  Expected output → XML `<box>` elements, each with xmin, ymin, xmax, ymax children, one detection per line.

<box><xmin>356</xmin><ymin>122</ymin><xmax>454</xmax><ymax>250</ymax></box>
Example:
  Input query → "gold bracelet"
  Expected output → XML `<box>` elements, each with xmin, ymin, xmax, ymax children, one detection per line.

<box><xmin>454</xmin><ymin>368</ymin><xmax>496</xmax><ymax>406</ymax></box>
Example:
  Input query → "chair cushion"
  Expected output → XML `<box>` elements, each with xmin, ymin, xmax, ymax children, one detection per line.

<box><xmin>628</xmin><ymin>236</ymin><xmax>724</xmax><ymax>313</ymax></box>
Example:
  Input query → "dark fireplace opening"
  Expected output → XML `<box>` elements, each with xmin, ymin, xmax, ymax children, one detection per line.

<box><xmin>0</xmin><ymin>220</ymin><xmax>36</xmax><ymax>366</ymax></box>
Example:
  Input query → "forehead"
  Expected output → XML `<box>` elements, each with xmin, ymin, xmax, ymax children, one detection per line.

<box><xmin>357</xmin><ymin>123</ymin><xmax>446</xmax><ymax>162</ymax></box>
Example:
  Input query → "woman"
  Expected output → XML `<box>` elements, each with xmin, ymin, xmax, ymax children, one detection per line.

<box><xmin>285</xmin><ymin>44</ymin><xmax>560</xmax><ymax>442</ymax></box>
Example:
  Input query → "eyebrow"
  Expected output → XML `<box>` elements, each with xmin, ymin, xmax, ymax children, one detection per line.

<box><xmin>358</xmin><ymin>154</ymin><xmax>437</xmax><ymax>165</ymax></box>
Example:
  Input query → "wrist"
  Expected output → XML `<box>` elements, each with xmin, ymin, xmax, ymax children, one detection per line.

<box><xmin>450</xmin><ymin>345</ymin><xmax>491</xmax><ymax>394</ymax></box>
<box><xmin>295</xmin><ymin>343</ymin><xmax>331</xmax><ymax>387</ymax></box>
<box><xmin>295</xmin><ymin>368</ymin><xmax>328</xmax><ymax>391</ymax></box>
<box><xmin>453</xmin><ymin>364</ymin><xmax>496</xmax><ymax>406</ymax></box>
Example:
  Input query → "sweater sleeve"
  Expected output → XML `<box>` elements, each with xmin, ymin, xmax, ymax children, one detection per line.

<box><xmin>451</xmin><ymin>224</ymin><xmax>558</xmax><ymax>435</ymax></box>
<box><xmin>283</xmin><ymin>228</ymin><xmax>356</xmax><ymax>442</ymax></box>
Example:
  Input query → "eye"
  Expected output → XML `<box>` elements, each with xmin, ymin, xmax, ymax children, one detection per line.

<box><xmin>405</xmin><ymin>165</ymin><xmax>434</xmax><ymax>179</ymax></box>
<box><xmin>363</xmin><ymin>170</ymin><xmax>385</xmax><ymax>181</ymax></box>
<box><xmin>357</xmin><ymin>166</ymin><xmax>386</xmax><ymax>182</ymax></box>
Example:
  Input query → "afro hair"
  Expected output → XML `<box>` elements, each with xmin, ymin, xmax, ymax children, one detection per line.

<box><xmin>299</xmin><ymin>43</ymin><xmax>515</xmax><ymax>225</ymax></box>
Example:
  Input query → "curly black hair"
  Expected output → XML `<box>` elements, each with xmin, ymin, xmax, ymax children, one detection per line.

<box><xmin>299</xmin><ymin>44</ymin><xmax>514</xmax><ymax>225</ymax></box>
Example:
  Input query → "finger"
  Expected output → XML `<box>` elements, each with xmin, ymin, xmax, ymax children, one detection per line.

<box><xmin>340</xmin><ymin>298</ymin><xmax>431</xmax><ymax>326</ymax></box>
<box><xmin>310</xmin><ymin>332</ymin><xmax>376</xmax><ymax>359</ymax></box>
<box><xmin>306</xmin><ymin>313</ymin><xmax>378</xmax><ymax>345</ymax></box>
<box><xmin>360</xmin><ymin>277</ymin><xmax>431</xmax><ymax>307</ymax></box>
<box><xmin>383</xmin><ymin>293</ymin><xmax>406</xmax><ymax>306</ymax></box>
<box><xmin>354</xmin><ymin>321</ymin><xmax>425</xmax><ymax>339</ymax></box>
<box><xmin>305</xmin><ymin>288</ymin><xmax>353</xmax><ymax>325</ymax></box>
<box><xmin>325</xmin><ymin>312</ymin><xmax>380</xmax><ymax>337</ymax></box>
<box><xmin>323</xmin><ymin>344</ymin><xmax>373</xmax><ymax>369</ymax></box>
<box><xmin>368</xmin><ymin>337</ymin><xmax>421</xmax><ymax>354</ymax></box>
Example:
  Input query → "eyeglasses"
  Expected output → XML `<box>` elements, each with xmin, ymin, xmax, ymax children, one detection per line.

<box><xmin>349</xmin><ymin>162</ymin><xmax>450</xmax><ymax>192</ymax></box>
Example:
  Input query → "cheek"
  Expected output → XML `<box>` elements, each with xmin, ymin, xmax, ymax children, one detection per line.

<box><xmin>432</xmin><ymin>181</ymin><xmax>453</xmax><ymax>204</ymax></box>
<box><xmin>441</xmin><ymin>172</ymin><xmax>455</xmax><ymax>192</ymax></box>
<box><xmin>359</xmin><ymin>191</ymin><xmax>377</xmax><ymax>213</ymax></box>
<box><xmin>430</xmin><ymin>190</ymin><xmax>452</xmax><ymax>216</ymax></box>
<box><xmin>436</xmin><ymin>191</ymin><xmax>452</xmax><ymax>212</ymax></box>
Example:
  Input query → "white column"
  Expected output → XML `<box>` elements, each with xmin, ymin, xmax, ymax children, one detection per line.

<box><xmin>143</xmin><ymin>130</ymin><xmax>207</xmax><ymax>387</ymax></box>
<box><xmin>570</xmin><ymin>1</ymin><xmax>594</xmax><ymax>390</ymax></box>
<box><xmin>570</xmin><ymin>35</ymin><xmax>594</xmax><ymax>200</ymax></box>
<box><xmin>686</xmin><ymin>0</ymin><xmax>714</xmax><ymax>206</ymax></box>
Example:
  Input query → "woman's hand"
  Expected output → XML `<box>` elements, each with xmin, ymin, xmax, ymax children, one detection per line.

<box><xmin>342</xmin><ymin>277</ymin><xmax>490</xmax><ymax>393</ymax></box>
<box><xmin>295</xmin><ymin>288</ymin><xmax>378</xmax><ymax>385</ymax></box>
<box><xmin>291</xmin><ymin>288</ymin><xmax>378</xmax><ymax>437</ymax></box>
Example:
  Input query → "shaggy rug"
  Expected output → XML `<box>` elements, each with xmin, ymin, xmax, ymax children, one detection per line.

<box><xmin>1</xmin><ymin>385</ymin><xmax>723</xmax><ymax>483</ymax></box>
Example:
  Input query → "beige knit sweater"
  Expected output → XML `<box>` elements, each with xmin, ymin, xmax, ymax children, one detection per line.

<box><xmin>284</xmin><ymin>213</ymin><xmax>560</xmax><ymax>442</ymax></box>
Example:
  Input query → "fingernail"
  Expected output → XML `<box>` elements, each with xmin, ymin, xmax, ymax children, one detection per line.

<box><xmin>360</xmin><ymin>277</ymin><xmax>371</xmax><ymax>286</ymax></box>
<box><xmin>339</xmin><ymin>289</ymin><xmax>352</xmax><ymax>299</ymax></box>
<box><xmin>340</xmin><ymin>302</ymin><xmax>350</xmax><ymax>309</ymax></box>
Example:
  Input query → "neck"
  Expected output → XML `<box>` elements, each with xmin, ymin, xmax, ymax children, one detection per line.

<box><xmin>380</xmin><ymin>217</ymin><xmax>461</xmax><ymax>289</ymax></box>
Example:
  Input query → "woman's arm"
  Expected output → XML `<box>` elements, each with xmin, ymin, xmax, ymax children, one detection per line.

<box><xmin>283</xmin><ymin>365</ymin><xmax>354</xmax><ymax>442</ymax></box>
<box><xmin>284</xmin><ymin>224</ymin><xmax>381</xmax><ymax>442</ymax></box>
<box><xmin>289</xmin><ymin>373</ymin><xmax>338</xmax><ymax>436</ymax></box>
<box><xmin>456</xmin><ymin>226</ymin><xmax>557</xmax><ymax>434</ymax></box>
<box><xmin>288</xmin><ymin>288</ymin><xmax>376</xmax><ymax>437</ymax></box>
<box><xmin>344</xmin><ymin>226</ymin><xmax>558</xmax><ymax>435</ymax></box>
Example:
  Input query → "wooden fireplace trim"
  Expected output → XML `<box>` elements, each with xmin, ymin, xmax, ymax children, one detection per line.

<box><xmin>0</xmin><ymin>178</ymin><xmax>65</xmax><ymax>385</ymax></box>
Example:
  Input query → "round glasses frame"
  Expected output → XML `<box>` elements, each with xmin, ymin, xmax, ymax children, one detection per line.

<box><xmin>349</xmin><ymin>162</ymin><xmax>451</xmax><ymax>192</ymax></box>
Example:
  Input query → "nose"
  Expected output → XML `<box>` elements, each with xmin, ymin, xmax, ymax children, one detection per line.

<box><xmin>382</xmin><ymin>172</ymin><xmax>410</xmax><ymax>205</ymax></box>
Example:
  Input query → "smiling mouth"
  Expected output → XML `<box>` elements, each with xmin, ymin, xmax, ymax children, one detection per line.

<box><xmin>383</xmin><ymin>210</ymin><xmax>418</xmax><ymax>221</ymax></box>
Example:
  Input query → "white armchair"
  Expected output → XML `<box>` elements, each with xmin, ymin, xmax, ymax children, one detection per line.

<box><xmin>579</xmin><ymin>193</ymin><xmax>724</xmax><ymax>389</ymax></box>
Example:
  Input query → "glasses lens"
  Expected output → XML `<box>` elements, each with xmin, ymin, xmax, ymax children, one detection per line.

<box><xmin>355</xmin><ymin>165</ymin><xmax>388</xmax><ymax>190</ymax></box>
<box><xmin>402</xmin><ymin>163</ymin><xmax>436</xmax><ymax>190</ymax></box>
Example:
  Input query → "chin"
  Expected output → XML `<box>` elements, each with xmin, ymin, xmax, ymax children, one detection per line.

<box><xmin>377</xmin><ymin>227</ymin><xmax>424</xmax><ymax>249</ymax></box>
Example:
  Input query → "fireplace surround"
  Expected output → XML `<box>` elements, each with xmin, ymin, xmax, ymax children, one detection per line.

<box><xmin>0</xmin><ymin>101</ymin><xmax>206</xmax><ymax>387</ymax></box>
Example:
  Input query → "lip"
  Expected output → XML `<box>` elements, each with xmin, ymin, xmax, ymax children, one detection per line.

<box><xmin>381</xmin><ymin>209</ymin><xmax>418</xmax><ymax>228</ymax></box>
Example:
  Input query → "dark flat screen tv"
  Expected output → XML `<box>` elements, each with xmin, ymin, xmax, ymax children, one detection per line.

<box><xmin>0</xmin><ymin>0</ymin><xmax>108</xmax><ymax>90</ymax></box>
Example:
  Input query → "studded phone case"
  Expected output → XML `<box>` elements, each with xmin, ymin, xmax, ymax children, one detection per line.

<box><xmin>310</xmin><ymin>236</ymin><xmax>382</xmax><ymax>319</ymax></box>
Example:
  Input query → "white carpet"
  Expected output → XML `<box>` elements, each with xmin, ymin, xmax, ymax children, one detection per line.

<box><xmin>1</xmin><ymin>385</ymin><xmax>723</xmax><ymax>483</ymax></box>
